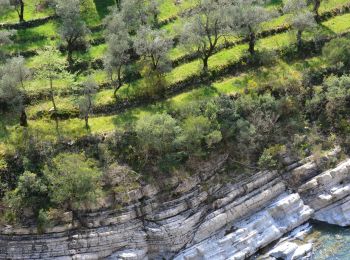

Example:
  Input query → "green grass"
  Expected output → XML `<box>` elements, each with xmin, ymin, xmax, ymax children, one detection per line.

<box><xmin>92</xmin><ymin>0</ymin><xmax>116</xmax><ymax>19</ymax></box>
<box><xmin>2</xmin><ymin>52</ymin><xmax>328</xmax><ymax>146</ymax></box>
<box><xmin>322</xmin><ymin>13</ymin><xmax>350</xmax><ymax>33</ymax></box>
<box><xmin>159</xmin><ymin>0</ymin><xmax>196</xmax><ymax>21</ymax></box>
<box><xmin>2</xmin><ymin>0</ymin><xmax>350</xmax><ymax>146</ymax></box>
<box><xmin>5</xmin><ymin>21</ymin><xmax>58</xmax><ymax>53</ymax></box>
<box><xmin>319</xmin><ymin>0</ymin><xmax>350</xmax><ymax>12</ymax></box>
<box><xmin>21</xmin><ymin>12</ymin><xmax>350</xmax><ymax>120</ymax></box>
<box><xmin>0</xmin><ymin>0</ymin><xmax>54</xmax><ymax>23</ymax></box>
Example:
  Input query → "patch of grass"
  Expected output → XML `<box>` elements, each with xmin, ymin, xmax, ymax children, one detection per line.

<box><xmin>6</xmin><ymin>21</ymin><xmax>58</xmax><ymax>53</ymax></box>
<box><xmin>21</xmin><ymin>12</ymin><xmax>350</xmax><ymax>110</ymax></box>
<box><xmin>80</xmin><ymin>0</ymin><xmax>102</xmax><ymax>27</ymax></box>
<box><xmin>319</xmin><ymin>0</ymin><xmax>350</xmax><ymax>13</ymax></box>
<box><xmin>159</xmin><ymin>0</ymin><xmax>196</xmax><ymax>21</ymax></box>
<box><xmin>2</xmin><ymin>1</ymin><xmax>350</xmax><ymax>146</ymax></box>
<box><xmin>0</xmin><ymin>0</ymin><xmax>54</xmax><ymax>23</ymax></box>
<box><xmin>92</xmin><ymin>0</ymin><xmax>115</xmax><ymax>19</ymax></box>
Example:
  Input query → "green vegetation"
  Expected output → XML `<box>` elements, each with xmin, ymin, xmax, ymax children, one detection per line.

<box><xmin>1</xmin><ymin>0</ymin><xmax>350</xmax><ymax>227</ymax></box>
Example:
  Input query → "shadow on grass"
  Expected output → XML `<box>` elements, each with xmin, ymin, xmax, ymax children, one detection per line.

<box><xmin>93</xmin><ymin>0</ymin><xmax>116</xmax><ymax>19</ymax></box>
<box><xmin>7</xmin><ymin>23</ymin><xmax>58</xmax><ymax>53</ymax></box>
<box><xmin>111</xmin><ymin>101</ymin><xmax>170</xmax><ymax>128</ymax></box>
<box><xmin>0</xmin><ymin>112</ymin><xmax>19</xmax><ymax>141</ymax></box>
<box><xmin>267</xmin><ymin>0</ymin><xmax>283</xmax><ymax>8</ymax></box>
<box><xmin>317</xmin><ymin>24</ymin><xmax>337</xmax><ymax>36</ymax></box>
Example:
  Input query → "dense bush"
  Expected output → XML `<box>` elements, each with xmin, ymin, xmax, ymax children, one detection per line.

<box><xmin>323</xmin><ymin>37</ymin><xmax>350</xmax><ymax>68</ymax></box>
<box><xmin>44</xmin><ymin>153</ymin><xmax>102</xmax><ymax>211</ymax></box>
<box><xmin>2</xmin><ymin>152</ymin><xmax>103</xmax><ymax>224</ymax></box>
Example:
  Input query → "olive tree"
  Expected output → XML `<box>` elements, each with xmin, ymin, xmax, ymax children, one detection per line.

<box><xmin>322</xmin><ymin>37</ymin><xmax>350</xmax><ymax>68</ymax></box>
<box><xmin>0</xmin><ymin>1</ymin><xmax>14</xmax><ymax>60</ymax></box>
<box><xmin>310</xmin><ymin>0</ymin><xmax>327</xmax><ymax>22</ymax></box>
<box><xmin>9</xmin><ymin>0</ymin><xmax>25</xmax><ymax>22</ymax></box>
<box><xmin>0</xmin><ymin>30</ymin><xmax>14</xmax><ymax>61</ymax></box>
<box><xmin>180</xmin><ymin>0</ymin><xmax>230</xmax><ymax>72</ymax></box>
<box><xmin>229</xmin><ymin>0</ymin><xmax>273</xmax><ymax>55</ymax></box>
<box><xmin>0</xmin><ymin>56</ymin><xmax>30</xmax><ymax>127</ymax></box>
<box><xmin>0</xmin><ymin>0</ymin><xmax>10</xmax><ymax>13</ymax></box>
<box><xmin>146</xmin><ymin>0</ymin><xmax>161</xmax><ymax>27</ymax></box>
<box><xmin>118</xmin><ymin>0</ymin><xmax>148</xmax><ymax>32</ymax></box>
<box><xmin>35</xmin><ymin>47</ymin><xmax>68</xmax><ymax>131</ymax></box>
<box><xmin>104</xmin><ymin>15</ymin><xmax>130</xmax><ymax>98</ymax></box>
<box><xmin>111</xmin><ymin>0</ymin><xmax>161</xmax><ymax>32</ymax></box>
<box><xmin>55</xmin><ymin>0</ymin><xmax>90</xmax><ymax>68</ymax></box>
<box><xmin>77</xmin><ymin>77</ymin><xmax>97</xmax><ymax>129</ymax></box>
<box><xmin>283</xmin><ymin>0</ymin><xmax>316</xmax><ymax>50</ymax></box>
<box><xmin>134</xmin><ymin>26</ymin><xmax>172</xmax><ymax>97</ymax></box>
<box><xmin>134</xmin><ymin>26</ymin><xmax>173</xmax><ymax>74</ymax></box>
<box><xmin>115</xmin><ymin>0</ymin><xmax>122</xmax><ymax>10</ymax></box>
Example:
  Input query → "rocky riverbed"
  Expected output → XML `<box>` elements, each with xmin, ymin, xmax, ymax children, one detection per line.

<box><xmin>1</xmin><ymin>151</ymin><xmax>350</xmax><ymax>259</ymax></box>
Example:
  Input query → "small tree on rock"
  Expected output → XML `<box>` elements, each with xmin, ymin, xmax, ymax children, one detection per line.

<box><xmin>44</xmin><ymin>153</ymin><xmax>102</xmax><ymax>213</ymax></box>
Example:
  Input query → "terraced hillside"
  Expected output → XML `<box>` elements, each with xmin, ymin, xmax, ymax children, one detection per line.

<box><xmin>1</xmin><ymin>0</ymin><xmax>349</xmax><ymax>141</ymax></box>
<box><xmin>0</xmin><ymin>0</ymin><xmax>350</xmax><ymax>244</ymax></box>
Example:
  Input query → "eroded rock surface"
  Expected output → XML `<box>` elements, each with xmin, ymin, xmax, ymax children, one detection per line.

<box><xmin>1</xmin><ymin>155</ymin><xmax>350</xmax><ymax>259</ymax></box>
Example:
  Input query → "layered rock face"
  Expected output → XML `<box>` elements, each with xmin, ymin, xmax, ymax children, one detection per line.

<box><xmin>1</xmin><ymin>155</ymin><xmax>350</xmax><ymax>260</ymax></box>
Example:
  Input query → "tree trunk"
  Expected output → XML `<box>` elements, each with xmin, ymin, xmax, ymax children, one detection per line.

<box><xmin>202</xmin><ymin>56</ymin><xmax>209</xmax><ymax>73</ymax></box>
<box><xmin>114</xmin><ymin>66</ymin><xmax>122</xmax><ymax>98</ymax></box>
<box><xmin>296</xmin><ymin>30</ymin><xmax>303</xmax><ymax>51</ymax></box>
<box><xmin>313</xmin><ymin>0</ymin><xmax>321</xmax><ymax>22</ymax></box>
<box><xmin>153</xmin><ymin>14</ymin><xmax>158</xmax><ymax>28</ymax></box>
<box><xmin>19</xmin><ymin>0</ymin><xmax>25</xmax><ymax>23</ymax></box>
<box><xmin>84</xmin><ymin>116</ymin><xmax>89</xmax><ymax>129</ymax></box>
<box><xmin>19</xmin><ymin>108</ymin><xmax>28</xmax><ymax>127</ymax></box>
<box><xmin>49</xmin><ymin>78</ymin><xmax>57</xmax><ymax>112</ymax></box>
<box><xmin>49</xmin><ymin>77</ymin><xmax>60</xmax><ymax>137</ymax></box>
<box><xmin>67</xmin><ymin>47</ymin><xmax>74</xmax><ymax>70</ymax></box>
<box><xmin>248</xmin><ymin>27</ymin><xmax>256</xmax><ymax>55</ymax></box>
<box><xmin>116</xmin><ymin>0</ymin><xmax>122</xmax><ymax>10</ymax></box>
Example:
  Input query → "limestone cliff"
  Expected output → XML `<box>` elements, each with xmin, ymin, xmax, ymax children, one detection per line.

<box><xmin>0</xmin><ymin>152</ymin><xmax>349</xmax><ymax>260</ymax></box>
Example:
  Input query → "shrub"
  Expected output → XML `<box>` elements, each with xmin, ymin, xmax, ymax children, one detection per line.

<box><xmin>258</xmin><ymin>144</ymin><xmax>286</xmax><ymax>170</ymax></box>
<box><xmin>44</xmin><ymin>153</ymin><xmax>102</xmax><ymax>211</ymax></box>
<box><xmin>323</xmin><ymin>38</ymin><xmax>350</xmax><ymax>68</ymax></box>
<box><xmin>177</xmin><ymin>115</ymin><xmax>222</xmax><ymax>155</ymax></box>
<box><xmin>3</xmin><ymin>171</ymin><xmax>48</xmax><ymax>222</ymax></box>
<box><xmin>135</xmin><ymin>113</ymin><xmax>181</xmax><ymax>161</ymax></box>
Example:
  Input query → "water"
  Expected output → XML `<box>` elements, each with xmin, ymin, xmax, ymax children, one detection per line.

<box><xmin>307</xmin><ymin>222</ymin><xmax>350</xmax><ymax>259</ymax></box>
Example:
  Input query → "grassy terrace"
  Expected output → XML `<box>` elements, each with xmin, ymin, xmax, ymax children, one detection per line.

<box><xmin>0</xmin><ymin>0</ymin><xmax>53</xmax><ymax>23</ymax></box>
<box><xmin>1</xmin><ymin>0</ymin><xmax>350</xmax><ymax>145</ymax></box>
<box><xmin>0</xmin><ymin>54</ymin><xmax>328</xmax><ymax>143</ymax></box>
<box><xmin>4</xmin><ymin>0</ymin><xmax>349</xmax><ymax>55</ymax></box>
<box><xmin>23</xmin><ymin>13</ymin><xmax>350</xmax><ymax>117</ymax></box>
<box><xmin>9</xmin><ymin>0</ymin><xmax>350</xmax><ymax>101</ymax></box>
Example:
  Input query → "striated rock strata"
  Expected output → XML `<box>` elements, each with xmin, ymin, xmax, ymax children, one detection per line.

<box><xmin>1</xmin><ymin>154</ymin><xmax>350</xmax><ymax>259</ymax></box>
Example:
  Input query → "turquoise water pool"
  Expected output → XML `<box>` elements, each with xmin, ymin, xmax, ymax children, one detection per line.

<box><xmin>309</xmin><ymin>223</ymin><xmax>350</xmax><ymax>259</ymax></box>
